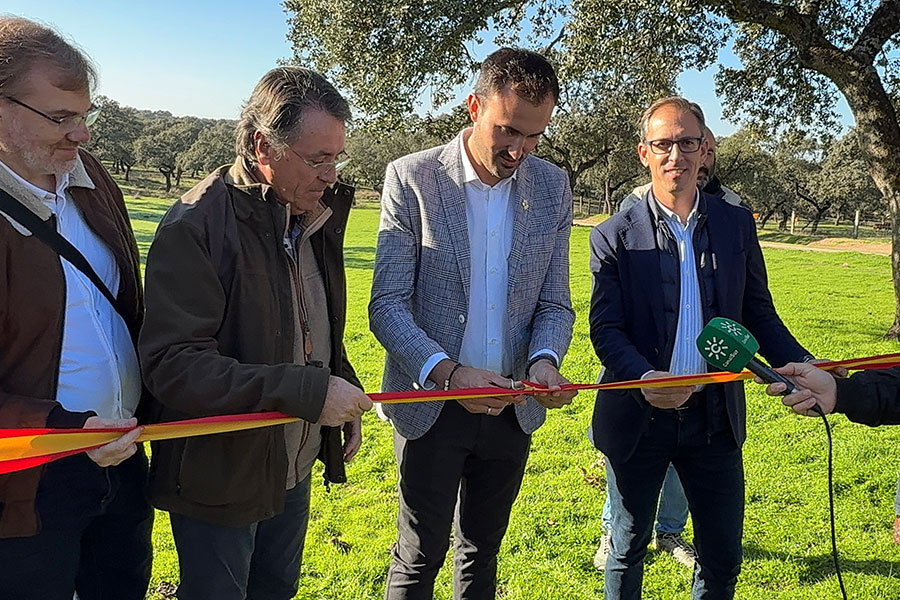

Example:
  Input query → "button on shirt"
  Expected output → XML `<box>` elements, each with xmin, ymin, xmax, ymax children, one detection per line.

<box><xmin>0</xmin><ymin>159</ymin><xmax>141</xmax><ymax>419</ymax></box>
<box><xmin>655</xmin><ymin>191</ymin><xmax>707</xmax><ymax>379</ymax></box>
<box><xmin>418</xmin><ymin>134</ymin><xmax>557</xmax><ymax>385</ymax></box>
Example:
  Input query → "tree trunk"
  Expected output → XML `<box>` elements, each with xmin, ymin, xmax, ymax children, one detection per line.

<box><xmin>833</xmin><ymin>68</ymin><xmax>900</xmax><ymax>338</ymax></box>
<box><xmin>160</xmin><ymin>168</ymin><xmax>173</xmax><ymax>193</ymax></box>
<box><xmin>175</xmin><ymin>167</ymin><xmax>183</xmax><ymax>188</ymax></box>
<box><xmin>759</xmin><ymin>209</ymin><xmax>774</xmax><ymax>229</ymax></box>
<box><xmin>778</xmin><ymin>210</ymin><xmax>789</xmax><ymax>231</ymax></box>
<box><xmin>124</xmin><ymin>164</ymin><xmax>132</xmax><ymax>182</ymax></box>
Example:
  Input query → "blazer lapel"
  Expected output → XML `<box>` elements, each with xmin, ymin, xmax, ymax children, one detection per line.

<box><xmin>438</xmin><ymin>140</ymin><xmax>471</xmax><ymax>302</ymax></box>
<box><xmin>507</xmin><ymin>160</ymin><xmax>531</xmax><ymax>299</ymax></box>
<box><xmin>705</xmin><ymin>198</ymin><xmax>731</xmax><ymax>317</ymax></box>
<box><xmin>625</xmin><ymin>197</ymin><xmax>667</xmax><ymax>348</ymax></box>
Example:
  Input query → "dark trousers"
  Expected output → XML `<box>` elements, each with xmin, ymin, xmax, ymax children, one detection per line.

<box><xmin>0</xmin><ymin>448</ymin><xmax>153</xmax><ymax>600</ymax></box>
<box><xmin>170</xmin><ymin>473</ymin><xmax>311</xmax><ymax>600</ymax></box>
<box><xmin>385</xmin><ymin>400</ymin><xmax>531</xmax><ymax>600</ymax></box>
<box><xmin>604</xmin><ymin>404</ymin><xmax>744</xmax><ymax>600</ymax></box>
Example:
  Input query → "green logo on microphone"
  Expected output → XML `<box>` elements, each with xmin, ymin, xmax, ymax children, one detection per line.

<box><xmin>696</xmin><ymin>317</ymin><xmax>760</xmax><ymax>373</ymax></box>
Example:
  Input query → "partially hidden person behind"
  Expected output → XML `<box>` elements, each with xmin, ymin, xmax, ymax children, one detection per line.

<box><xmin>138</xmin><ymin>66</ymin><xmax>372</xmax><ymax>600</ymax></box>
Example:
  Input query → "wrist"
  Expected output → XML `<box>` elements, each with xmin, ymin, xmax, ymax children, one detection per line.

<box><xmin>526</xmin><ymin>353</ymin><xmax>558</xmax><ymax>379</ymax></box>
<box><xmin>445</xmin><ymin>363</ymin><xmax>464</xmax><ymax>390</ymax></box>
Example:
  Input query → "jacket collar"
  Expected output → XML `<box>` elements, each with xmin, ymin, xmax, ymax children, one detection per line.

<box><xmin>0</xmin><ymin>152</ymin><xmax>95</xmax><ymax>228</ymax></box>
<box><xmin>225</xmin><ymin>157</ymin><xmax>329</xmax><ymax>221</ymax></box>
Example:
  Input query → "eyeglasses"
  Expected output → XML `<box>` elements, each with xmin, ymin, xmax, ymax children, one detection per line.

<box><xmin>286</xmin><ymin>146</ymin><xmax>350</xmax><ymax>175</ymax></box>
<box><xmin>644</xmin><ymin>137</ymin><xmax>704</xmax><ymax>155</ymax></box>
<box><xmin>4</xmin><ymin>97</ymin><xmax>101</xmax><ymax>129</ymax></box>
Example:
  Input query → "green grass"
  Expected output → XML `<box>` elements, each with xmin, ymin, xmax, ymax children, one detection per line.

<box><xmin>125</xmin><ymin>190</ymin><xmax>900</xmax><ymax>600</ymax></box>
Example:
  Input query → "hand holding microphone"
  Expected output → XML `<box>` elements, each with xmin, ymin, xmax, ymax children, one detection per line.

<box><xmin>695</xmin><ymin>317</ymin><xmax>825</xmax><ymax>416</ymax></box>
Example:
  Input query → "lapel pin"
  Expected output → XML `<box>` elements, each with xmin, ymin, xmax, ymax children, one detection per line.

<box><xmin>522</xmin><ymin>199</ymin><xmax>530</xmax><ymax>211</ymax></box>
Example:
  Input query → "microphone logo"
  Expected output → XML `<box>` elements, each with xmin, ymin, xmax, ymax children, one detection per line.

<box><xmin>704</xmin><ymin>337</ymin><xmax>729</xmax><ymax>361</ymax></box>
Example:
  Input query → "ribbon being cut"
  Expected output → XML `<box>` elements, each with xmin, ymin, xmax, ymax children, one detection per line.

<box><xmin>3</xmin><ymin>352</ymin><xmax>900</xmax><ymax>476</ymax></box>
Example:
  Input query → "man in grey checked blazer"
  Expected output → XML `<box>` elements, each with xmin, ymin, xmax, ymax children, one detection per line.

<box><xmin>369</xmin><ymin>48</ymin><xmax>576</xmax><ymax>600</ymax></box>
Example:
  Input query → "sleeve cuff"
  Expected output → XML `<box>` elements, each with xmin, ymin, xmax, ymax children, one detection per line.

<box><xmin>419</xmin><ymin>352</ymin><xmax>449</xmax><ymax>388</ymax></box>
<box><xmin>528</xmin><ymin>349</ymin><xmax>560</xmax><ymax>367</ymax></box>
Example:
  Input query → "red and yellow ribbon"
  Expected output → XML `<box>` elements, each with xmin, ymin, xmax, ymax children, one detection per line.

<box><xmin>2</xmin><ymin>352</ymin><xmax>899</xmax><ymax>475</ymax></box>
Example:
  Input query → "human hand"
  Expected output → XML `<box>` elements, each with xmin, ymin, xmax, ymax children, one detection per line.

<box><xmin>84</xmin><ymin>417</ymin><xmax>142</xmax><ymax>467</ymax></box>
<box><xmin>450</xmin><ymin>366</ymin><xmax>525</xmax><ymax>416</ymax></box>
<box><xmin>758</xmin><ymin>362</ymin><xmax>836</xmax><ymax>417</ymax></box>
<box><xmin>527</xmin><ymin>359</ymin><xmax>577</xmax><ymax>409</ymax></box>
<box><xmin>640</xmin><ymin>371</ymin><xmax>696</xmax><ymax>409</ymax></box>
<box><xmin>809</xmin><ymin>358</ymin><xmax>849</xmax><ymax>379</ymax></box>
<box><xmin>342</xmin><ymin>416</ymin><xmax>362</xmax><ymax>462</ymax></box>
<box><xmin>317</xmin><ymin>376</ymin><xmax>373</xmax><ymax>427</ymax></box>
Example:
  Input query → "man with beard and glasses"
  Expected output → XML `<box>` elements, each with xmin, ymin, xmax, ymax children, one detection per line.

<box><xmin>369</xmin><ymin>47</ymin><xmax>576</xmax><ymax>599</ymax></box>
<box><xmin>0</xmin><ymin>17</ymin><xmax>152</xmax><ymax>600</ymax></box>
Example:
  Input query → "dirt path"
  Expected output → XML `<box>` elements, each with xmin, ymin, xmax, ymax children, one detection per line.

<box><xmin>572</xmin><ymin>219</ymin><xmax>890</xmax><ymax>257</ymax></box>
<box><xmin>759</xmin><ymin>240</ymin><xmax>889</xmax><ymax>256</ymax></box>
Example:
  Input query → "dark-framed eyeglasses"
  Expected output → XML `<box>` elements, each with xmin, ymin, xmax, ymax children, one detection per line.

<box><xmin>286</xmin><ymin>146</ymin><xmax>351</xmax><ymax>175</ymax></box>
<box><xmin>645</xmin><ymin>137</ymin><xmax>704</xmax><ymax>155</ymax></box>
<box><xmin>4</xmin><ymin>96</ymin><xmax>101</xmax><ymax>129</ymax></box>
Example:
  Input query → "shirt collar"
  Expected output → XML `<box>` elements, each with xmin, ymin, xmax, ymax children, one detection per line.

<box><xmin>0</xmin><ymin>153</ymin><xmax>94</xmax><ymax>200</ymax></box>
<box><xmin>653</xmin><ymin>188</ymin><xmax>700</xmax><ymax>225</ymax></box>
<box><xmin>458</xmin><ymin>129</ymin><xmax>517</xmax><ymax>190</ymax></box>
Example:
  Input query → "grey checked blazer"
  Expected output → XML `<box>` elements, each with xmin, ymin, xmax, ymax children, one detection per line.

<box><xmin>369</xmin><ymin>133</ymin><xmax>575</xmax><ymax>440</ymax></box>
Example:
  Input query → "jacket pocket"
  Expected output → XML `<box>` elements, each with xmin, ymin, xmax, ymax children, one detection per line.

<box><xmin>176</xmin><ymin>429</ymin><xmax>274</xmax><ymax>507</ymax></box>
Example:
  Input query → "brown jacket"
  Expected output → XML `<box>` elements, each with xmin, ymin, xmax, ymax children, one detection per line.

<box><xmin>139</xmin><ymin>161</ymin><xmax>361</xmax><ymax>527</ymax></box>
<box><xmin>0</xmin><ymin>151</ymin><xmax>145</xmax><ymax>537</ymax></box>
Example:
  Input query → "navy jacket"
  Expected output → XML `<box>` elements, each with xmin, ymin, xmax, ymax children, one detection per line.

<box><xmin>589</xmin><ymin>192</ymin><xmax>810</xmax><ymax>463</ymax></box>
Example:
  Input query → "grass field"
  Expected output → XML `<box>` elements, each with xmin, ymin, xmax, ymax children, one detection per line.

<box><xmin>125</xmin><ymin>186</ymin><xmax>900</xmax><ymax>600</ymax></box>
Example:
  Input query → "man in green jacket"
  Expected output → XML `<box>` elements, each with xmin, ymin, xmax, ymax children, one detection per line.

<box><xmin>139</xmin><ymin>66</ymin><xmax>372</xmax><ymax>600</ymax></box>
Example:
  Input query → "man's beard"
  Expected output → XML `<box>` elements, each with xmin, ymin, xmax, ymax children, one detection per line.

<box><xmin>2</xmin><ymin>120</ymin><xmax>78</xmax><ymax>178</ymax></box>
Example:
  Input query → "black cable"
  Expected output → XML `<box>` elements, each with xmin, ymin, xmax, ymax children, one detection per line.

<box><xmin>811</xmin><ymin>404</ymin><xmax>849</xmax><ymax>600</ymax></box>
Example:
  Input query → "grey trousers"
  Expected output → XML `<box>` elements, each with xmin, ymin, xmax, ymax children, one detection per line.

<box><xmin>170</xmin><ymin>474</ymin><xmax>311</xmax><ymax>600</ymax></box>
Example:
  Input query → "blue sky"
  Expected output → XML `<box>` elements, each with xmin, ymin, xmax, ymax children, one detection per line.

<box><xmin>3</xmin><ymin>1</ymin><xmax>852</xmax><ymax>137</ymax></box>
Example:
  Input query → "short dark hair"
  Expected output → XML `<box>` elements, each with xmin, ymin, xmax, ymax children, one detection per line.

<box><xmin>236</xmin><ymin>66</ymin><xmax>351</xmax><ymax>163</ymax></box>
<box><xmin>0</xmin><ymin>16</ymin><xmax>96</xmax><ymax>96</ymax></box>
<box><xmin>473</xmin><ymin>47</ymin><xmax>559</xmax><ymax>106</ymax></box>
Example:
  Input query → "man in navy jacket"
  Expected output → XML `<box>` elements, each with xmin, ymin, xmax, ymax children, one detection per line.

<box><xmin>589</xmin><ymin>97</ymin><xmax>812</xmax><ymax>599</ymax></box>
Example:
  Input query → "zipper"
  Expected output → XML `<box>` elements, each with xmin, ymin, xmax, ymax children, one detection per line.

<box><xmin>283</xmin><ymin>215</ymin><xmax>312</xmax><ymax>482</ymax></box>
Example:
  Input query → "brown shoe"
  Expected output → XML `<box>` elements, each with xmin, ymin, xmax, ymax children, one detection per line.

<box><xmin>893</xmin><ymin>516</ymin><xmax>900</xmax><ymax>546</ymax></box>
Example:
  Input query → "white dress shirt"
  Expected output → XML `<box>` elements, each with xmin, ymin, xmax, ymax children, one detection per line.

<box><xmin>0</xmin><ymin>159</ymin><xmax>141</xmax><ymax>419</ymax></box>
<box><xmin>418</xmin><ymin>133</ymin><xmax>557</xmax><ymax>386</ymax></box>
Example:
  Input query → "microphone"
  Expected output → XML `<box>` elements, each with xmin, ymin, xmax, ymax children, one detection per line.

<box><xmin>695</xmin><ymin>317</ymin><xmax>799</xmax><ymax>395</ymax></box>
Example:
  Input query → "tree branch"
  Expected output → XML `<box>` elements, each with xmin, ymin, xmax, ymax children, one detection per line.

<box><xmin>543</xmin><ymin>25</ymin><xmax>566</xmax><ymax>54</ymax></box>
<box><xmin>851</xmin><ymin>0</ymin><xmax>900</xmax><ymax>64</ymax></box>
<box><xmin>708</xmin><ymin>0</ymin><xmax>851</xmax><ymax>72</ymax></box>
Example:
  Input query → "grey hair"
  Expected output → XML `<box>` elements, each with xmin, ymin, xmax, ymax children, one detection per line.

<box><xmin>0</xmin><ymin>16</ymin><xmax>96</xmax><ymax>96</ymax></box>
<box><xmin>236</xmin><ymin>66</ymin><xmax>351</xmax><ymax>163</ymax></box>
<box><xmin>640</xmin><ymin>96</ymin><xmax>706</xmax><ymax>141</ymax></box>
<box><xmin>473</xmin><ymin>47</ymin><xmax>560</xmax><ymax>106</ymax></box>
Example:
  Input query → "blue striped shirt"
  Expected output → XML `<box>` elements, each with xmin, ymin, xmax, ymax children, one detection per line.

<box><xmin>656</xmin><ymin>194</ymin><xmax>707</xmax><ymax>379</ymax></box>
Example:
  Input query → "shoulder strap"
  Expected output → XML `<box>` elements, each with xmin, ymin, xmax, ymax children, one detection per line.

<box><xmin>0</xmin><ymin>186</ymin><xmax>130</xmax><ymax>322</ymax></box>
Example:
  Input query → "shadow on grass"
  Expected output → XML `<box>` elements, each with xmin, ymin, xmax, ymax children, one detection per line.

<box><xmin>743</xmin><ymin>541</ymin><xmax>900</xmax><ymax>583</ymax></box>
<box><xmin>345</xmin><ymin>246</ymin><xmax>375</xmax><ymax>270</ymax></box>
